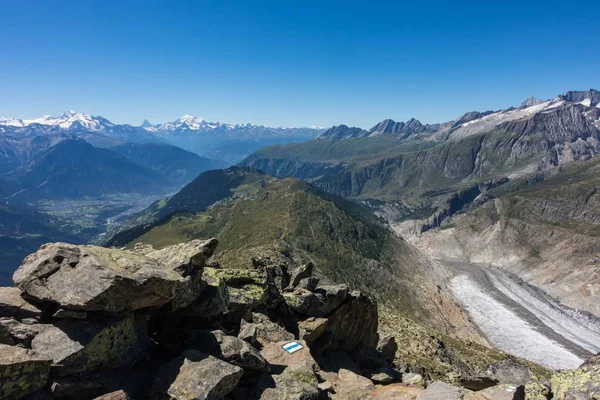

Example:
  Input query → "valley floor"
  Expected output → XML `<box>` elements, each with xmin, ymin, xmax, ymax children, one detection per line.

<box><xmin>442</xmin><ymin>260</ymin><xmax>600</xmax><ymax>370</ymax></box>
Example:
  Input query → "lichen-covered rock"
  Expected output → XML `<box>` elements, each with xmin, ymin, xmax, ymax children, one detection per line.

<box><xmin>13</xmin><ymin>243</ymin><xmax>190</xmax><ymax>313</ymax></box>
<box><xmin>313</xmin><ymin>284</ymin><xmax>349</xmax><ymax>314</ymax></box>
<box><xmin>298</xmin><ymin>317</ymin><xmax>328</xmax><ymax>346</ymax></box>
<box><xmin>0</xmin><ymin>287</ymin><xmax>43</xmax><ymax>321</ymax></box>
<box><xmin>325</xmin><ymin>291</ymin><xmax>378</xmax><ymax>350</ymax></box>
<box><xmin>551</xmin><ymin>354</ymin><xmax>600</xmax><ymax>400</ymax></box>
<box><xmin>0</xmin><ymin>344</ymin><xmax>52</xmax><ymax>399</ymax></box>
<box><xmin>151</xmin><ymin>350</ymin><xmax>243</xmax><ymax>400</ymax></box>
<box><xmin>31</xmin><ymin>315</ymin><xmax>148</xmax><ymax>377</ymax></box>
<box><xmin>283</xmin><ymin>289</ymin><xmax>325</xmax><ymax>317</ymax></box>
<box><xmin>186</xmin><ymin>267</ymin><xmax>229</xmax><ymax>317</ymax></box>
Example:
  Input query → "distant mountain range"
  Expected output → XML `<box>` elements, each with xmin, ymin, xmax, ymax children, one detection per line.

<box><xmin>0</xmin><ymin>111</ymin><xmax>324</xmax><ymax>164</ymax></box>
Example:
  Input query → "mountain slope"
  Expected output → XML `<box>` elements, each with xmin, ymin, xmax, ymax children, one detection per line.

<box><xmin>102</xmin><ymin>167</ymin><xmax>483</xmax><ymax>343</ymax></box>
<box><xmin>13</xmin><ymin>138</ymin><xmax>170</xmax><ymax>198</ymax></box>
<box><xmin>409</xmin><ymin>156</ymin><xmax>600</xmax><ymax>317</ymax></box>
<box><xmin>112</xmin><ymin>142</ymin><xmax>226</xmax><ymax>185</ymax></box>
<box><xmin>242</xmin><ymin>89</ymin><xmax>600</xmax><ymax>224</ymax></box>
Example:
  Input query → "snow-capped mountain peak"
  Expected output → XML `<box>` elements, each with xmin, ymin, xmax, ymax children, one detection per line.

<box><xmin>0</xmin><ymin>111</ymin><xmax>113</xmax><ymax>130</ymax></box>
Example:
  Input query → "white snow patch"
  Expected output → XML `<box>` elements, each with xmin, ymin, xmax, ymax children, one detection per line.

<box><xmin>579</xmin><ymin>98</ymin><xmax>592</xmax><ymax>107</ymax></box>
<box><xmin>450</xmin><ymin>274</ymin><xmax>584</xmax><ymax>370</ymax></box>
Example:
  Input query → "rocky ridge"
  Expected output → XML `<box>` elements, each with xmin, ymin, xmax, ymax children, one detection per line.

<box><xmin>0</xmin><ymin>239</ymin><xmax>597</xmax><ymax>399</ymax></box>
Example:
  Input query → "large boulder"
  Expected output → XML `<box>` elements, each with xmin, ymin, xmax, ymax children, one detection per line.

<box><xmin>551</xmin><ymin>354</ymin><xmax>600</xmax><ymax>399</ymax></box>
<box><xmin>0</xmin><ymin>287</ymin><xmax>43</xmax><ymax>321</ymax></box>
<box><xmin>313</xmin><ymin>285</ymin><xmax>349</xmax><ymax>314</ymax></box>
<box><xmin>330</xmin><ymin>369</ymin><xmax>376</xmax><ymax>400</ymax></box>
<box><xmin>0</xmin><ymin>344</ymin><xmax>52</xmax><ymax>399</ymax></box>
<box><xmin>186</xmin><ymin>330</ymin><xmax>269</xmax><ymax>373</ymax></box>
<box><xmin>151</xmin><ymin>350</ymin><xmax>243</xmax><ymax>400</ymax></box>
<box><xmin>251</xmin><ymin>312</ymin><xmax>294</xmax><ymax>345</ymax></box>
<box><xmin>13</xmin><ymin>243</ymin><xmax>198</xmax><ymax>313</ymax></box>
<box><xmin>144</xmin><ymin>239</ymin><xmax>218</xmax><ymax>311</ymax></box>
<box><xmin>416</xmin><ymin>381</ymin><xmax>465</xmax><ymax>400</ymax></box>
<box><xmin>31</xmin><ymin>315</ymin><xmax>148</xmax><ymax>377</ymax></box>
<box><xmin>286</xmin><ymin>263</ymin><xmax>314</xmax><ymax>289</ymax></box>
<box><xmin>377</xmin><ymin>335</ymin><xmax>398</xmax><ymax>364</ymax></box>
<box><xmin>283</xmin><ymin>289</ymin><xmax>325</xmax><ymax>317</ymax></box>
<box><xmin>325</xmin><ymin>291</ymin><xmax>378</xmax><ymax>350</ymax></box>
<box><xmin>254</xmin><ymin>339</ymin><xmax>320</xmax><ymax>400</ymax></box>
<box><xmin>367</xmin><ymin>383</ymin><xmax>424</xmax><ymax>400</ymax></box>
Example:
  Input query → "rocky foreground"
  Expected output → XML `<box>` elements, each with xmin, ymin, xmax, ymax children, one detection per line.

<box><xmin>0</xmin><ymin>239</ymin><xmax>598</xmax><ymax>399</ymax></box>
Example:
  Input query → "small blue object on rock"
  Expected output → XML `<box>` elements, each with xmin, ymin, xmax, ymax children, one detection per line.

<box><xmin>282</xmin><ymin>341</ymin><xmax>303</xmax><ymax>354</ymax></box>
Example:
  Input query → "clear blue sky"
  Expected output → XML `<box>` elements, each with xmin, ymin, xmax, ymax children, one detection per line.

<box><xmin>1</xmin><ymin>0</ymin><xmax>599</xmax><ymax>128</ymax></box>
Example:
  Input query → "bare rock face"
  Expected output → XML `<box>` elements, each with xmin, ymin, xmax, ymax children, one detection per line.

<box><xmin>0</xmin><ymin>344</ymin><xmax>52</xmax><ymax>399</ymax></box>
<box><xmin>151</xmin><ymin>350</ymin><xmax>243</xmax><ymax>400</ymax></box>
<box><xmin>298</xmin><ymin>317</ymin><xmax>328</xmax><ymax>346</ymax></box>
<box><xmin>185</xmin><ymin>267</ymin><xmax>229</xmax><ymax>317</ymax></box>
<box><xmin>0</xmin><ymin>287</ymin><xmax>43</xmax><ymax>321</ymax></box>
<box><xmin>31</xmin><ymin>315</ymin><xmax>148</xmax><ymax>377</ymax></box>
<box><xmin>325</xmin><ymin>290</ymin><xmax>378</xmax><ymax>351</ymax></box>
<box><xmin>251</xmin><ymin>312</ymin><xmax>294</xmax><ymax>345</ymax></box>
<box><xmin>330</xmin><ymin>368</ymin><xmax>376</xmax><ymax>400</ymax></box>
<box><xmin>13</xmin><ymin>240</ymin><xmax>217</xmax><ymax>313</ymax></box>
<box><xmin>313</xmin><ymin>284</ymin><xmax>349</xmax><ymax>314</ymax></box>
<box><xmin>377</xmin><ymin>335</ymin><xmax>398</xmax><ymax>364</ymax></box>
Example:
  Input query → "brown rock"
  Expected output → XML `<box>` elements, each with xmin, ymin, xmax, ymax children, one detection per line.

<box><xmin>0</xmin><ymin>287</ymin><xmax>43</xmax><ymax>321</ymax></box>
<box><xmin>151</xmin><ymin>350</ymin><xmax>243</xmax><ymax>400</ymax></box>
<box><xmin>298</xmin><ymin>317</ymin><xmax>328</xmax><ymax>346</ymax></box>
<box><xmin>367</xmin><ymin>383</ymin><xmax>424</xmax><ymax>400</ymax></box>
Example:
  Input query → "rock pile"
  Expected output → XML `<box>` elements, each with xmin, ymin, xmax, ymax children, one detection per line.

<box><xmin>0</xmin><ymin>239</ymin><xmax>598</xmax><ymax>399</ymax></box>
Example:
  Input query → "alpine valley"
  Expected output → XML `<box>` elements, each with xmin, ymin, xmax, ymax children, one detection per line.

<box><xmin>2</xmin><ymin>90</ymin><xmax>600</xmax><ymax>400</ymax></box>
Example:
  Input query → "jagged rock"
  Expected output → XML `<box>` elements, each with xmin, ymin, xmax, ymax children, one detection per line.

<box><xmin>31</xmin><ymin>315</ymin><xmax>148</xmax><ymax>377</ymax></box>
<box><xmin>151</xmin><ymin>350</ymin><xmax>243</xmax><ymax>400</ymax></box>
<box><xmin>146</xmin><ymin>239</ymin><xmax>218</xmax><ymax>311</ymax></box>
<box><xmin>283</xmin><ymin>289</ymin><xmax>325</xmax><ymax>317</ymax></box>
<box><xmin>330</xmin><ymin>368</ymin><xmax>376</xmax><ymax>400</ymax></box>
<box><xmin>186</xmin><ymin>267</ymin><xmax>229</xmax><ymax>317</ymax></box>
<box><xmin>313</xmin><ymin>284</ymin><xmax>349</xmax><ymax>314</ymax></box>
<box><xmin>0</xmin><ymin>287</ymin><xmax>43</xmax><ymax>321</ymax></box>
<box><xmin>551</xmin><ymin>354</ymin><xmax>600</xmax><ymax>399</ymax></box>
<box><xmin>252</xmin><ymin>312</ymin><xmax>294</xmax><ymax>344</ymax></box>
<box><xmin>460</xmin><ymin>376</ymin><xmax>500</xmax><ymax>391</ymax></box>
<box><xmin>0</xmin><ymin>344</ymin><xmax>52</xmax><ymax>399</ymax></box>
<box><xmin>93</xmin><ymin>390</ymin><xmax>130</xmax><ymax>400</ymax></box>
<box><xmin>366</xmin><ymin>367</ymin><xmax>402</xmax><ymax>383</ymax></box>
<box><xmin>326</xmin><ymin>291</ymin><xmax>378</xmax><ymax>350</ymax></box>
<box><xmin>0</xmin><ymin>317</ymin><xmax>46</xmax><ymax>347</ymax></box>
<box><xmin>524</xmin><ymin>381</ymin><xmax>551</xmax><ymax>400</ymax></box>
<box><xmin>186</xmin><ymin>330</ymin><xmax>269</xmax><ymax>373</ymax></box>
<box><xmin>298</xmin><ymin>317</ymin><xmax>328</xmax><ymax>346</ymax></box>
<box><xmin>377</xmin><ymin>335</ymin><xmax>397</xmax><ymax>363</ymax></box>
<box><xmin>416</xmin><ymin>381</ymin><xmax>464</xmax><ymax>400</ymax></box>
<box><xmin>52</xmin><ymin>308</ymin><xmax>87</xmax><ymax>320</ymax></box>
<box><xmin>238</xmin><ymin>319</ymin><xmax>258</xmax><ymax>344</ymax></box>
<box><xmin>296</xmin><ymin>277</ymin><xmax>319</xmax><ymax>292</ymax></box>
<box><xmin>487</xmin><ymin>359</ymin><xmax>533</xmax><ymax>386</ymax></box>
<box><xmin>13</xmin><ymin>243</ymin><xmax>191</xmax><ymax>313</ymax></box>
<box><xmin>287</xmin><ymin>263</ymin><xmax>314</xmax><ymax>289</ymax></box>
<box><xmin>366</xmin><ymin>383</ymin><xmax>424</xmax><ymax>399</ymax></box>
